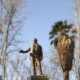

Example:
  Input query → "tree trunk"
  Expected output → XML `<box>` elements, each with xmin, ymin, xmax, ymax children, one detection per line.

<box><xmin>2</xmin><ymin>59</ymin><xmax>6</xmax><ymax>80</ymax></box>
<box><xmin>63</xmin><ymin>70</ymin><xmax>69</xmax><ymax>80</ymax></box>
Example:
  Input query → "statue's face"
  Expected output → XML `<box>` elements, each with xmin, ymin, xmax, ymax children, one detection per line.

<box><xmin>33</xmin><ymin>40</ymin><xmax>37</xmax><ymax>44</ymax></box>
<box><xmin>33</xmin><ymin>41</ymin><xmax>36</xmax><ymax>44</ymax></box>
<box><xmin>33</xmin><ymin>41</ymin><xmax>35</xmax><ymax>44</ymax></box>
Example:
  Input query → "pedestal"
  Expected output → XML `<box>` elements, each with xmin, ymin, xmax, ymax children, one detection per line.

<box><xmin>27</xmin><ymin>75</ymin><xmax>48</xmax><ymax>80</ymax></box>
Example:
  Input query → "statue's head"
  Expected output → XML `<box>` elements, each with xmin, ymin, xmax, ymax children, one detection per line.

<box><xmin>33</xmin><ymin>38</ymin><xmax>38</xmax><ymax>43</ymax></box>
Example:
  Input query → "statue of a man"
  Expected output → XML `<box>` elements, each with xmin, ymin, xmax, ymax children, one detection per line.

<box><xmin>19</xmin><ymin>38</ymin><xmax>43</xmax><ymax>75</ymax></box>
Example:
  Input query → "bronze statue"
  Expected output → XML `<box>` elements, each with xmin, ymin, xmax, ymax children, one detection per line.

<box><xmin>19</xmin><ymin>38</ymin><xmax>43</xmax><ymax>75</ymax></box>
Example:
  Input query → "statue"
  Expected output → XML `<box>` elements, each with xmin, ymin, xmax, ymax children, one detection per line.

<box><xmin>19</xmin><ymin>38</ymin><xmax>43</xmax><ymax>75</ymax></box>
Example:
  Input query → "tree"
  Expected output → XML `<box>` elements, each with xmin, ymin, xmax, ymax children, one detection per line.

<box><xmin>8</xmin><ymin>52</ymin><xmax>31</xmax><ymax>80</ymax></box>
<box><xmin>73</xmin><ymin>0</ymin><xmax>80</xmax><ymax>79</ymax></box>
<box><xmin>49</xmin><ymin>20</ymin><xmax>76</xmax><ymax>80</ymax></box>
<box><xmin>0</xmin><ymin>0</ymin><xmax>25</xmax><ymax>80</ymax></box>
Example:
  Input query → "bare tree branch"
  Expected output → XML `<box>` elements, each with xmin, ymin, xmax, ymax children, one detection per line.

<box><xmin>0</xmin><ymin>0</ymin><xmax>26</xmax><ymax>80</ymax></box>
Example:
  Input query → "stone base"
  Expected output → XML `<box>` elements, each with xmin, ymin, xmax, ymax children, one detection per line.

<box><xmin>27</xmin><ymin>75</ymin><xmax>48</xmax><ymax>80</ymax></box>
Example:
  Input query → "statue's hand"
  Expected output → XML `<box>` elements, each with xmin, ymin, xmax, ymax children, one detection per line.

<box><xmin>19</xmin><ymin>50</ymin><xmax>24</xmax><ymax>53</ymax></box>
<box><xmin>30</xmin><ymin>53</ymin><xmax>35</xmax><ymax>57</ymax></box>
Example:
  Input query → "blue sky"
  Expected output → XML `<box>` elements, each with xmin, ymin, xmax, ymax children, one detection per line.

<box><xmin>20</xmin><ymin>0</ymin><xmax>75</xmax><ymax>53</ymax></box>
<box><xmin>14</xmin><ymin>1</ymin><xmax>76</xmax><ymax>79</ymax></box>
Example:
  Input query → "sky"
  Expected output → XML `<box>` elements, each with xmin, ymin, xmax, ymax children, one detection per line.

<box><xmin>6</xmin><ymin>0</ymin><xmax>77</xmax><ymax>79</ymax></box>
<box><xmin>20</xmin><ymin>1</ymin><xmax>76</xmax><ymax>79</ymax></box>
<box><xmin>20</xmin><ymin>0</ymin><xmax>75</xmax><ymax>54</ymax></box>
<box><xmin>0</xmin><ymin>0</ymin><xmax>77</xmax><ymax>79</ymax></box>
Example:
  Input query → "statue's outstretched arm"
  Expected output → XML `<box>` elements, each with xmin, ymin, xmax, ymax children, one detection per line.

<box><xmin>19</xmin><ymin>48</ymin><xmax>30</xmax><ymax>53</ymax></box>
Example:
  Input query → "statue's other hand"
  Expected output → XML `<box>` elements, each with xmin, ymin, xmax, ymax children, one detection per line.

<box><xmin>19</xmin><ymin>50</ymin><xmax>24</xmax><ymax>53</ymax></box>
<box><xmin>30</xmin><ymin>53</ymin><xmax>35</xmax><ymax>57</ymax></box>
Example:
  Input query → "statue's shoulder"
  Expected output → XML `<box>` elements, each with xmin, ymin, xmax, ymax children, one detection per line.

<box><xmin>37</xmin><ymin>44</ymin><xmax>42</xmax><ymax>49</ymax></box>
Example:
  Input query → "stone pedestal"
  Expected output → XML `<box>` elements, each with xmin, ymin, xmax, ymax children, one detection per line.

<box><xmin>27</xmin><ymin>75</ymin><xmax>48</xmax><ymax>80</ymax></box>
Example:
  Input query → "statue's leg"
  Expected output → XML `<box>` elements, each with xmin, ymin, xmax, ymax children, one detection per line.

<box><xmin>38</xmin><ymin>60</ymin><xmax>42</xmax><ymax>75</ymax></box>
<box><xmin>32</xmin><ymin>57</ymin><xmax>36</xmax><ymax>75</ymax></box>
<box><xmin>63</xmin><ymin>70</ymin><xmax>69</xmax><ymax>80</ymax></box>
<box><xmin>39</xmin><ymin>62</ymin><xmax>43</xmax><ymax>74</ymax></box>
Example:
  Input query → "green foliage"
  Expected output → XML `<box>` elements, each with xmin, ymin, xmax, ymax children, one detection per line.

<box><xmin>49</xmin><ymin>20</ymin><xmax>76</xmax><ymax>46</ymax></box>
